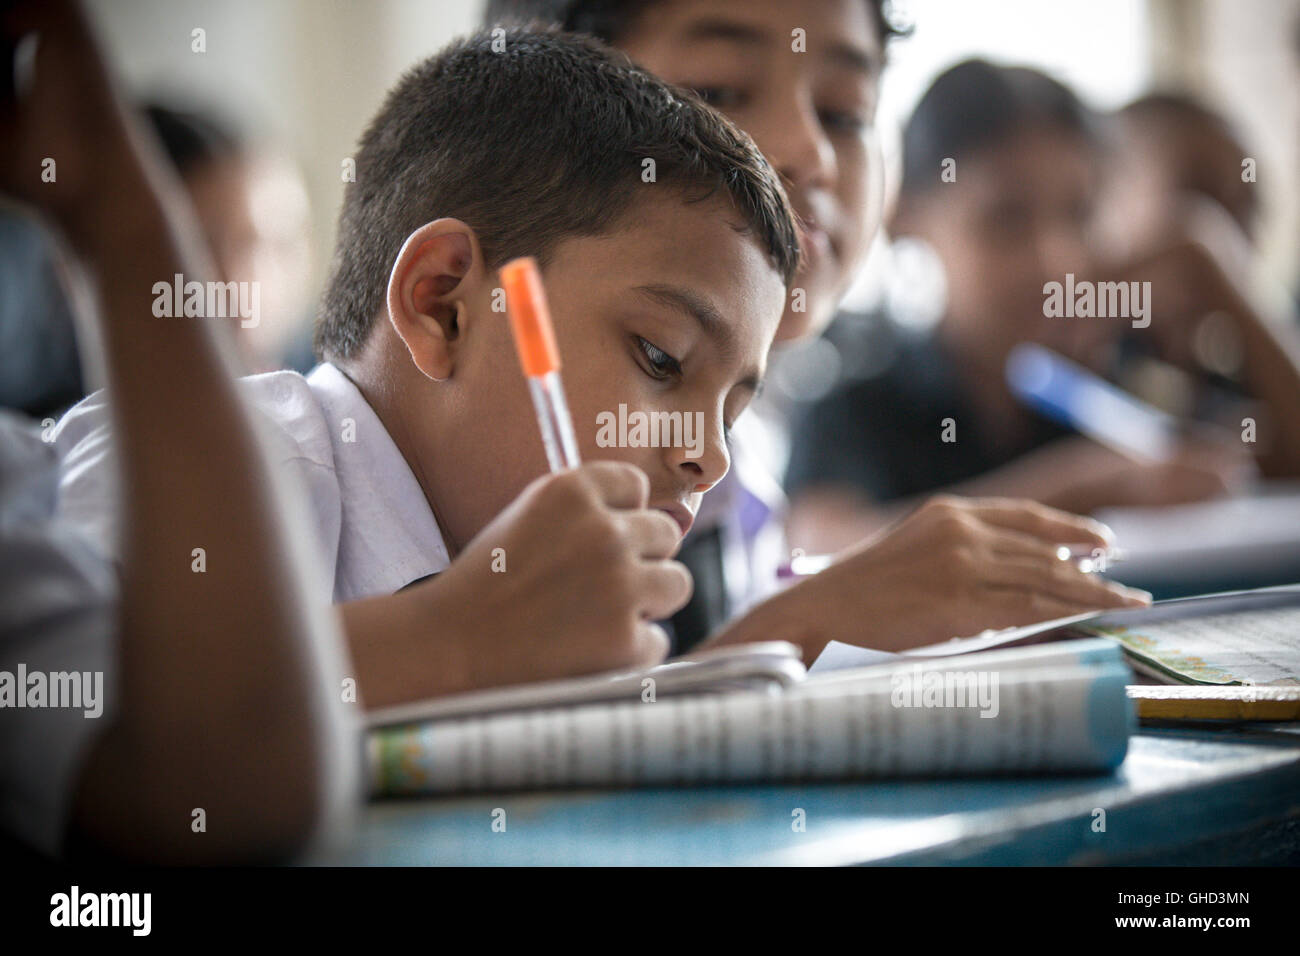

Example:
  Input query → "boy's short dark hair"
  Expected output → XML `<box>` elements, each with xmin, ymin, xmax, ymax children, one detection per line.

<box><xmin>316</xmin><ymin>28</ymin><xmax>799</xmax><ymax>361</ymax></box>
<box><xmin>900</xmin><ymin>59</ymin><xmax>1100</xmax><ymax>198</ymax></box>
<box><xmin>482</xmin><ymin>0</ymin><xmax>908</xmax><ymax>50</ymax></box>
<box><xmin>1118</xmin><ymin>92</ymin><xmax>1239</xmax><ymax>142</ymax></box>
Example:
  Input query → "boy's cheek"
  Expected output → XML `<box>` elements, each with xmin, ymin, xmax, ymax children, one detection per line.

<box><xmin>570</xmin><ymin>396</ymin><xmax>665</xmax><ymax>476</ymax></box>
<box><xmin>778</xmin><ymin>293</ymin><xmax>836</xmax><ymax>342</ymax></box>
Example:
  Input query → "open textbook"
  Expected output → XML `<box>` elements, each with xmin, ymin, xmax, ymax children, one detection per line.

<box><xmin>813</xmin><ymin>584</ymin><xmax>1300</xmax><ymax>687</ymax></box>
<box><xmin>367</xmin><ymin>639</ymin><xmax>1132</xmax><ymax>796</ymax></box>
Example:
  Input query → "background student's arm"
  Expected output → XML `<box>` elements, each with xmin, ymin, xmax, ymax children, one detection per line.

<box><xmin>1118</xmin><ymin>199</ymin><xmax>1300</xmax><ymax>479</ymax></box>
<box><xmin>788</xmin><ymin>430</ymin><xmax>1250</xmax><ymax>554</ymax></box>
<box><xmin>1</xmin><ymin>0</ymin><xmax>357</xmax><ymax>863</ymax></box>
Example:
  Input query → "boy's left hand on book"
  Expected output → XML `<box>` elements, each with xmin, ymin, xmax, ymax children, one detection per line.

<box><xmin>723</xmin><ymin>495</ymin><xmax>1150</xmax><ymax>659</ymax></box>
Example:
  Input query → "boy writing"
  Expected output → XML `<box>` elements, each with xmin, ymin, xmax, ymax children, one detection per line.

<box><xmin>487</xmin><ymin>1</ymin><xmax>1153</xmax><ymax>650</ymax></box>
<box><xmin>54</xmin><ymin>28</ymin><xmax>1144</xmax><ymax>712</ymax></box>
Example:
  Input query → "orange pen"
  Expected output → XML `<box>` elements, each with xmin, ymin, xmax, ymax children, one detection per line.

<box><xmin>500</xmin><ymin>257</ymin><xmax>582</xmax><ymax>472</ymax></box>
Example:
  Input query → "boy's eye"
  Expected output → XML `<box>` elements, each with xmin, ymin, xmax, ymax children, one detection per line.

<box><xmin>820</xmin><ymin>109</ymin><xmax>868</xmax><ymax>135</ymax></box>
<box><xmin>691</xmin><ymin>85</ymin><xmax>747</xmax><ymax>111</ymax></box>
<box><xmin>984</xmin><ymin>202</ymin><xmax>1034</xmax><ymax>239</ymax></box>
<box><xmin>636</xmin><ymin>336</ymin><xmax>683</xmax><ymax>380</ymax></box>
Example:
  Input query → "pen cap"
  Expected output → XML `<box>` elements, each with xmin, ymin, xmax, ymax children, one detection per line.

<box><xmin>501</xmin><ymin>257</ymin><xmax>561</xmax><ymax>377</ymax></box>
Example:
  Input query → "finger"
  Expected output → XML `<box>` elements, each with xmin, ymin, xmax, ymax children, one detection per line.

<box><xmin>633</xmin><ymin>559</ymin><xmax>693</xmax><ymax>621</ymax></box>
<box><xmin>978</xmin><ymin>526</ymin><xmax>1150</xmax><ymax>604</ymax></box>
<box><xmin>981</xmin><ymin>525</ymin><xmax>1078</xmax><ymax>563</ymax></box>
<box><xmin>618</xmin><ymin>510</ymin><xmax>683</xmax><ymax>560</ymax></box>
<box><xmin>980</xmin><ymin>525</ymin><xmax>1119</xmax><ymax>573</ymax></box>
<box><xmin>982</xmin><ymin>553</ymin><xmax>1151</xmax><ymax>609</ymax></box>
<box><xmin>581</xmin><ymin>460</ymin><xmax>650</xmax><ymax>510</ymax></box>
<box><xmin>961</xmin><ymin>497</ymin><xmax>1115</xmax><ymax>550</ymax></box>
<box><xmin>984</xmin><ymin>587</ymin><xmax>1101</xmax><ymax>625</ymax></box>
<box><xmin>1158</xmin><ymin>464</ymin><xmax>1233</xmax><ymax>501</ymax></box>
<box><xmin>631</xmin><ymin>621</ymin><xmax>671</xmax><ymax>667</ymax></box>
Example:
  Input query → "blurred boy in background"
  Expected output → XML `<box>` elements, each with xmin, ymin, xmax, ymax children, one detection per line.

<box><xmin>145</xmin><ymin>103</ymin><xmax>317</xmax><ymax>373</ymax></box>
<box><xmin>0</xmin><ymin>100</ymin><xmax>315</xmax><ymax>423</ymax></box>
<box><xmin>787</xmin><ymin>60</ymin><xmax>1300</xmax><ymax>554</ymax></box>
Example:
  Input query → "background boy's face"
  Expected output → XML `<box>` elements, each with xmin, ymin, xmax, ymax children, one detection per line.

<box><xmin>617</xmin><ymin>0</ymin><xmax>882</xmax><ymax>341</ymax></box>
<box><xmin>898</xmin><ymin>126</ymin><xmax>1110</xmax><ymax>373</ymax></box>
<box><xmin>422</xmin><ymin>194</ymin><xmax>786</xmax><ymax>554</ymax></box>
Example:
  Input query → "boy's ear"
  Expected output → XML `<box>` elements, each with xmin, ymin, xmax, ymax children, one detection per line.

<box><xmin>386</xmin><ymin>218</ymin><xmax>489</xmax><ymax>381</ymax></box>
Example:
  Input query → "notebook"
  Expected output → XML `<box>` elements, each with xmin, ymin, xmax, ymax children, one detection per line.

<box><xmin>367</xmin><ymin>639</ymin><xmax>1132</xmax><ymax>796</ymax></box>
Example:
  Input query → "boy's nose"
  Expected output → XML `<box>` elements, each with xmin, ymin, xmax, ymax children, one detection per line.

<box><xmin>665</xmin><ymin>418</ymin><xmax>730</xmax><ymax>493</ymax></box>
<box><xmin>1035</xmin><ymin>225</ymin><xmax>1090</xmax><ymax>285</ymax></box>
<box><xmin>756</xmin><ymin>91</ymin><xmax>836</xmax><ymax>193</ymax></box>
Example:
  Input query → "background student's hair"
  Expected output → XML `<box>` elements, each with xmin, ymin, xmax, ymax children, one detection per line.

<box><xmin>316</xmin><ymin>28</ymin><xmax>799</xmax><ymax>361</ymax></box>
<box><xmin>483</xmin><ymin>0</ymin><xmax>909</xmax><ymax>47</ymax></box>
<box><xmin>899</xmin><ymin>58</ymin><xmax>1101</xmax><ymax>200</ymax></box>
<box><xmin>1114</xmin><ymin>91</ymin><xmax>1258</xmax><ymax>238</ymax></box>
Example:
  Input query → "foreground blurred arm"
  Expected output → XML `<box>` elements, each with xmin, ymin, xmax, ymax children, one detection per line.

<box><xmin>2</xmin><ymin>0</ymin><xmax>358</xmax><ymax>862</ymax></box>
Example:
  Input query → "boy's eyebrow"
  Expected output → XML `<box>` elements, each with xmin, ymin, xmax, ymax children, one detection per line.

<box><xmin>631</xmin><ymin>283</ymin><xmax>765</xmax><ymax>394</ymax></box>
<box><xmin>827</xmin><ymin>40</ymin><xmax>881</xmax><ymax>76</ymax></box>
<box><xmin>634</xmin><ymin>282</ymin><xmax>725</xmax><ymax>331</ymax></box>
<box><xmin>680</xmin><ymin>18</ymin><xmax>881</xmax><ymax>76</ymax></box>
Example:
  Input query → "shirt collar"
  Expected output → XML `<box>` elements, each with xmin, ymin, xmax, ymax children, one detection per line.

<box><xmin>308</xmin><ymin>363</ymin><xmax>450</xmax><ymax>600</ymax></box>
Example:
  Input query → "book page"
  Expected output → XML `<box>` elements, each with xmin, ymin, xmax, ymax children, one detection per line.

<box><xmin>807</xmin><ymin>641</ymin><xmax>900</xmax><ymax>673</ymax></box>
<box><xmin>365</xmin><ymin>641</ymin><xmax>805</xmax><ymax>728</ymax></box>
<box><xmin>1081</xmin><ymin>605</ymin><xmax>1300</xmax><ymax>685</ymax></box>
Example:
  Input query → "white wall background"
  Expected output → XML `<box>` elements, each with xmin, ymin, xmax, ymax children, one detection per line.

<box><xmin>83</xmin><ymin>0</ymin><xmax>1300</xmax><ymax>306</ymax></box>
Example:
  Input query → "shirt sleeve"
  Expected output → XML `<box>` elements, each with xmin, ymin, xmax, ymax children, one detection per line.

<box><xmin>52</xmin><ymin>377</ymin><xmax>344</xmax><ymax>602</ymax></box>
<box><xmin>241</xmin><ymin>377</ymin><xmax>343</xmax><ymax>602</ymax></box>
<box><xmin>0</xmin><ymin>412</ymin><xmax>116</xmax><ymax>858</ymax></box>
<box><xmin>50</xmin><ymin>390</ymin><xmax>121</xmax><ymax>563</ymax></box>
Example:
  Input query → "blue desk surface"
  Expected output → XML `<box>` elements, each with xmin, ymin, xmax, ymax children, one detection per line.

<box><xmin>347</xmin><ymin>724</ymin><xmax>1300</xmax><ymax>866</ymax></box>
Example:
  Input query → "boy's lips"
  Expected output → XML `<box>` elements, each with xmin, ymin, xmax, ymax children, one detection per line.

<box><xmin>657</xmin><ymin>503</ymin><xmax>695</xmax><ymax>538</ymax></box>
<box><xmin>798</xmin><ymin>221</ymin><xmax>833</xmax><ymax>261</ymax></box>
<box><xmin>793</xmin><ymin>197</ymin><xmax>841</xmax><ymax>270</ymax></box>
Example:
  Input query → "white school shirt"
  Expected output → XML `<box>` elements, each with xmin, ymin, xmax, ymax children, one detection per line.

<box><xmin>0</xmin><ymin>410</ymin><xmax>116</xmax><ymax>858</ymax></box>
<box><xmin>53</xmin><ymin>362</ymin><xmax>451</xmax><ymax>603</ymax></box>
